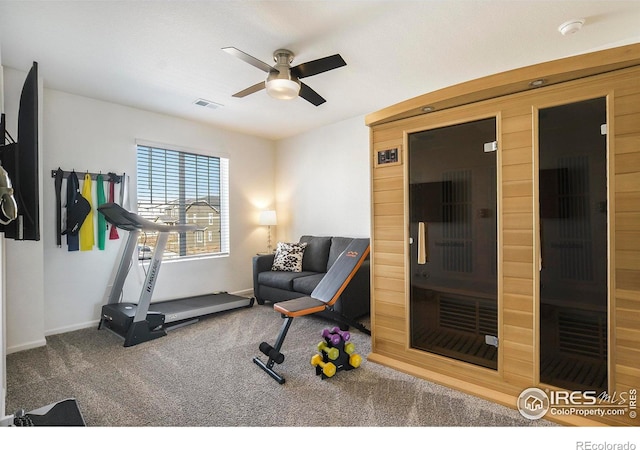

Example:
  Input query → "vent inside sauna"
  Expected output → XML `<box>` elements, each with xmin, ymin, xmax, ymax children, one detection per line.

<box><xmin>439</xmin><ymin>296</ymin><xmax>497</xmax><ymax>336</ymax></box>
<box><xmin>558</xmin><ymin>310</ymin><xmax>607</xmax><ymax>359</ymax></box>
<box><xmin>411</xmin><ymin>294</ymin><xmax>498</xmax><ymax>370</ymax></box>
<box><xmin>540</xmin><ymin>307</ymin><xmax>608</xmax><ymax>392</ymax></box>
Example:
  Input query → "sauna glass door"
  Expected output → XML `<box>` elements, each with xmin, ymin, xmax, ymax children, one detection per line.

<box><xmin>539</xmin><ymin>98</ymin><xmax>608</xmax><ymax>392</ymax></box>
<box><xmin>408</xmin><ymin>117</ymin><xmax>498</xmax><ymax>370</ymax></box>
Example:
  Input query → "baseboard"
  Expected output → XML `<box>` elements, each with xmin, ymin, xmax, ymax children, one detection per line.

<box><xmin>46</xmin><ymin>290</ymin><xmax>254</xmax><ymax>334</ymax></box>
<box><xmin>230</xmin><ymin>288</ymin><xmax>253</xmax><ymax>298</ymax></box>
<box><xmin>7</xmin><ymin>321</ymin><xmax>101</xmax><ymax>354</ymax></box>
<box><xmin>6</xmin><ymin>338</ymin><xmax>47</xmax><ymax>355</ymax></box>
<box><xmin>1</xmin><ymin>385</ymin><xmax>5</xmax><ymax>419</ymax></box>
<box><xmin>45</xmin><ymin>320</ymin><xmax>100</xmax><ymax>338</ymax></box>
<box><xmin>8</xmin><ymin>291</ymin><xmax>254</xmax><ymax>354</ymax></box>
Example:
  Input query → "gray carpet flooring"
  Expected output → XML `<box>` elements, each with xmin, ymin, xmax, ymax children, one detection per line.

<box><xmin>6</xmin><ymin>301</ymin><xmax>556</xmax><ymax>428</ymax></box>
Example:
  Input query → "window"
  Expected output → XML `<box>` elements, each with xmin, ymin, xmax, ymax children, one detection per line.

<box><xmin>136</xmin><ymin>144</ymin><xmax>229</xmax><ymax>260</ymax></box>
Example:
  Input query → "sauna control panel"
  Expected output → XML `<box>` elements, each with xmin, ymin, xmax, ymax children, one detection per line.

<box><xmin>376</xmin><ymin>147</ymin><xmax>400</xmax><ymax>166</ymax></box>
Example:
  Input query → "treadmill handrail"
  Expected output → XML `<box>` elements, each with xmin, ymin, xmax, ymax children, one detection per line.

<box><xmin>98</xmin><ymin>202</ymin><xmax>198</xmax><ymax>233</ymax></box>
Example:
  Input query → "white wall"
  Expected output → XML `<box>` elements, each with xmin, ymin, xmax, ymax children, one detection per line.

<box><xmin>5</xmin><ymin>77</ymin><xmax>275</xmax><ymax>352</ymax></box>
<box><xmin>275</xmin><ymin>115</ymin><xmax>370</xmax><ymax>241</ymax></box>
<box><xmin>0</xmin><ymin>49</ymin><xmax>5</xmax><ymax>419</ymax></box>
<box><xmin>2</xmin><ymin>69</ymin><xmax>373</xmax><ymax>354</ymax></box>
<box><xmin>3</xmin><ymin>67</ymin><xmax>47</xmax><ymax>354</ymax></box>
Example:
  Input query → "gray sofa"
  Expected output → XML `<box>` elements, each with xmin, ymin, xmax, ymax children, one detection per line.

<box><xmin>252</xmin><ymin>235</ymin><xmax>371</xmax><ymax>323</ymax></box>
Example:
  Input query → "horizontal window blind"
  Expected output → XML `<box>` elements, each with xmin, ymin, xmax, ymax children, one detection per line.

<box><xmin>136</xmin><ymin>145</ymin><xmax>229</xmax><ymax>259</ymax></box>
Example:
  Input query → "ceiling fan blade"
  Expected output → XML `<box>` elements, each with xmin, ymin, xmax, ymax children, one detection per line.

<box><xmin>232</xmin><ymin>81</ymin><xmax>265</xmax><ymax>98</ymax></box>
<box><xmin>222</xmin><ymin>47</ymin><xmax>275</xmax><ymax>73</ymax></box>
<box><xmin>291</xmin><ymin>54</ymin><xmax>346</xmax><ymax>79</ymax></box>
<box><xmin>299</xmin><ymin>82</ymin><xmax>326</xmax><ymax>106</ymax></box>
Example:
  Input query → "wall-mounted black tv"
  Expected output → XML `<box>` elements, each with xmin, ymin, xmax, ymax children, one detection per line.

<box><xmin>0</xmin><ymin>61</ymin><xmax>40</xmax><ymax>241</ymax></box>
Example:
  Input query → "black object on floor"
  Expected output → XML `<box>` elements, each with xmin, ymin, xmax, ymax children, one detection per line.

<box><xmin>13</xmin><ymin>398</ymin><xmax>86</xmax><ymax>426</ymax></box>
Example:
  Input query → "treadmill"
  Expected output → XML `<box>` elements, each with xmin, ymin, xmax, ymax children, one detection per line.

<box><xmin>97</xmin><ymin>202</ymin><xmax>254</xmax><ymax>347</ymax></box>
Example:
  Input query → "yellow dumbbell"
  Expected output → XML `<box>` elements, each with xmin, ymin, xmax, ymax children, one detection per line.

<box><xmin>311</xmin><ymin>354</ymin><xmax>337</xmax><ymax>378</ymax></box>
<box><xmin>344</xmin><ymin>342</ymin><xmax>356</xmax><ymax>355</ymax></box>
<box><xmin>349</xmin><ymin>353</ymin><xmax>363</xmax><ymax>368</ymax></box>
<box><xmin>317</xmin><ymin>341</ymin><xmax>339</xmax><ymax>360</ymax></box>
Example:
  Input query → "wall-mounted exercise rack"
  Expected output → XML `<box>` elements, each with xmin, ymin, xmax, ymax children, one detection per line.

<box><xmin>51</xmin><ymin>169</ymin><xmax>123</xmax><ymax>184</ymax></box>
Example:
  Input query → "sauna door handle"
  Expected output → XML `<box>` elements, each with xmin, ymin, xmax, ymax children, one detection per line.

<box><xmin>418</xmin><ymin>221</ymin><xmax>428</xmax><ymax>264</ymax></box>
<box><xmin>539</xmin><ymin>220</ymin><xmax>544</xmax><ymax>270</ymax></box>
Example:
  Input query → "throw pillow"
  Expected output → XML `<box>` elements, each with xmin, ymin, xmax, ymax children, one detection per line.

<box><xmin>271</xmin><ymin>242</ymin><xmax>308</xmax><ymax>272</ymax></box>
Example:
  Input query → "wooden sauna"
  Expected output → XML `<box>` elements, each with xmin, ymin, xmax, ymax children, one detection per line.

<box><xmin>366</xmin><ymin>43</ymin><xmax>640</xmax><ymax>426</ymax></box>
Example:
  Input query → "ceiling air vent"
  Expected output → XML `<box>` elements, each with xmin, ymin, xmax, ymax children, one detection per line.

<box><xmin>193</xmin><ymin>98</ymin><xmax>224</xmax><ymax>110</ymax></box>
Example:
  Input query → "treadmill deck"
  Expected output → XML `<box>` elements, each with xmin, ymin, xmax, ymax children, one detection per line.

<box><xmin>150</xmin><ymin>292</ymin><xmax>252</xmax><ymax>323</ymax></box>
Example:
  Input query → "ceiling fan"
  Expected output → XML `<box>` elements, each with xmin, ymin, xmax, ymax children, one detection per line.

<box><xmin>222</xmin><ymin>47</ymin><xmax>346</xmax><ymax>106</ymax></box>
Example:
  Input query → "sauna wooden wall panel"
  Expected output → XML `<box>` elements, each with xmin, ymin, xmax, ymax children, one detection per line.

<box><xmin>501</xmin><ymin>105</ymin><xmax>536</xmax><ymax>386</ymax></box>
<box><xmin>370</xmin><ymin>140</ymin><xmax>406</xmax><ymax>354</ymax></box>
<box><xmin>612</xmin><ymin>78</ymin><xmax>640</xmax><ymax>408</ymax></box>
<box><xmin>368</xmin><ymin>57</ymin><xmax>640</xmax><ymax>426</ymax></box>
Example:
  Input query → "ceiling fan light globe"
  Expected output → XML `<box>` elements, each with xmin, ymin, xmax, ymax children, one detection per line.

<box><xmin>265</xmin><ymin>78</ymin><xmax>300</xmax><ymax>100</ymax></box>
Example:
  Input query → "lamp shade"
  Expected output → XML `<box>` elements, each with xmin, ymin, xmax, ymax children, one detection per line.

<box><xmin>265</xmin><ymin>78</ymin><xmax>300</xmax><ymax>100</ymax></box>
<box><xmin>259</xmin><ymin>210</ymin><xmax>277</xmax><ymax>226</ymax></box>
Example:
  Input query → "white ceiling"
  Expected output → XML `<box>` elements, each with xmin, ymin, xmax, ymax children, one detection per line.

<box><xmin>1</xmin><ymin>1</ymin><xmax>639</xmax><ymax>141</ymax></box>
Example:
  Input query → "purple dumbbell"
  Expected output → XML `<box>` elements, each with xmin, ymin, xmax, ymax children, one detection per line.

<box><xmin>331</xmin><ymin>327</ymin><xmax>351</xmax><ymax>342</ymax></box>
<box><xmin>321</xmin><ymin>328</ymin><xmax>341</xmax><ymax>346</ymax></box>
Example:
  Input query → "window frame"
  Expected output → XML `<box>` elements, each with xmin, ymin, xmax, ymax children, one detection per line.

<box><xmin>135</xmin><ymin>140</ymin><xmax>230</xmax><ymax>261</ymax></box>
